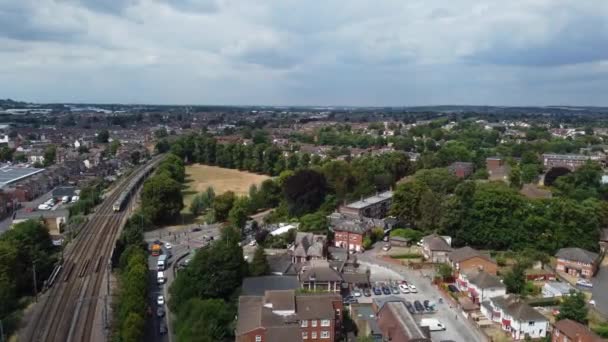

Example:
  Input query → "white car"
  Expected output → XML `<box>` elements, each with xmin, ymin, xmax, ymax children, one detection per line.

<box><xmin>157</xmin><ymin>295</ymin><xmax>165</xmax><ymax>306</ymax></box>
<box><xmin>164</xmin><ymin>242</ymin><xmax>172</xmax><ymax>250</ymax></box>
<box><xmin>576</xmin><ymin>279</ymin><xmax>593</xmax><ymax>288</ymax></box>
<box><xmin>408</xmin><ymin>284</ymin><xmax>417</xmax><ymax>293</ymax></box>
<box><xmin>399</xmin><ymin>284</ymin><xmax>410</xmax><ymax>294</ymax></box>
<box><xmin>352</xmin><ymin>289</ymin><xmax>362</xmax><ymax>297</ymax></box>
<box><xmin>382</xmin><ymin>244</ymin><xmax>391</xmax><ymax>251</ymax></box>
<box><xmin>249</xmin><ymin>240</ymin><xmax>257</xmax><ymax>247</ymax></box>
<box><xmin>37</xmin><ymin>204</ymin><xmax>51</xmax><ymax>211</ymax></box>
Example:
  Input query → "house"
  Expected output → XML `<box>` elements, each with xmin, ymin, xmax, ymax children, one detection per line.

<box><xmin>292</xmin><ymin>232</ymin><xmax>327</xmax><ymax>263</ymax></box>
<box><xmin>457</xmin><ymin>270</ymin><xmax>506</xmax><ymax>304</ymax></box>
<box><xmin>298</xmin><ymin>260</ymin><xmax>343</xmax><ymax>292</ymax></box>
<box><xmin>12</xmin><ymin>209</ymin><xmax>69</xmax><ymax>236</ymax></box>
<box><xmin>542</xmin><ymin>154</ymin><xmax>604</xmax><ymax>171</ymax></box>
<box><xmin>329</xmin><ymin>213</ymin><xmax>389</xmax><ymax>252</ymax></box>
<box><xmin>235</xmin><ymin>290</ymin><xmax>343</xmax><ymax>342</ymax></box>
<box><xmin>486</xmin><ymin>157</ymin><xmax>510</xmax><ymax>182</ymax></box>
<box><xmin>338</xmin><ymin>191</ymin><xmax>393</xmax><ymax>219</ymax></box>
<box><xmin>448</xmin><ymin>162</ymin><xmax>475</xmax><ymax>179</ymax></box>
<box><xmin>389</xmin><ymin>236</ymin><xmax>410</xmax><ymax>247</ymax></box>
<box><xmin>350</xmin><ymin>304</ymin><xmax>383</xmax><ymax>342</ymax></box>
<box><xmin>242</xmin><ymin>276</ymin><xmax>300</xmax><ymax>296</ymax></box>
<box><xmin>556</xmin><ymin>248</ymin><xmax>600</xmax><ymax>279</ymax></box>
<box><xmin>448</xmin><ymin>246</ymin><xmax>498</xmax><ymax>275</ymax></box>
<box><xmin>376</xmin><ymin>301</ymin><xmax>431</xmax><ymax>342</ymax></box>
<box><xmin>552</xmin><ymin>319</ymin><xmax>604</xmax><ymax>342</ymax></box>
<box><xmin>542</xmin><ymin>282</ymin><xmax>575</xmax><ymax>298</ymax></box>
<box><xmin>480</xmin><ymin>295</ymin><xmax>549</xmax><ymax>340</ymax></box>
<box><xmin>421</xmin><ymin>234</ymin><xmax>452</xmax><ymax>263</ymax></box>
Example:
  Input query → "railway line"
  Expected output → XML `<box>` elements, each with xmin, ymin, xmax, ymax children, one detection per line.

<box><xmin>21</xmin><ymin>156</ymin><xmax>163</xmax><ymax>342</ymax></box>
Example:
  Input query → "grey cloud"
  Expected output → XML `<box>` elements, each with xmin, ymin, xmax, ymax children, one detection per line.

<box><xmin>161</xmin><ymin>0</ymin><xmax>219</xmax><ymax>13</ymax></box>
<box><xmin>0</xmin><ymin>4</ymin><xmax>82</xmax><ymax>42</ymax></box>
<box><xmin>64</xmin><ymin>0</ymin><xmax>139</xmax><ymax>15</ymax></box>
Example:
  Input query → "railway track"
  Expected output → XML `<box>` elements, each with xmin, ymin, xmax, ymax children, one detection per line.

<box><xmin>21</xmin><ymin>157</ymin><xmax>163</xmax><ymax>342</ymax></box>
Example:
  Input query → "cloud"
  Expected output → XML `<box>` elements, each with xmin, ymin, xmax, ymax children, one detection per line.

<box><xmin>1</xmin><ymin>0</ymin><xmax>607</xmax><ymax>106</ymax></box>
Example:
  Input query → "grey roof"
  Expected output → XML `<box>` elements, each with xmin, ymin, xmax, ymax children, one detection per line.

<box><xmin>556</xmin><ymin>247</ymin><xmax>599</xmax><ymax>264</ymax></box>
<box><xmin>465</xmin><ymin>270</ymin><xmax>504</xmax><ymax>289</ymax></box>
<box><xmin>14</xmin><ymin>209</ymin><xmax>69</xmax><ymax>220</ymax></box>
<box><xmin>422</xmin><ymin>234</ymin><xmax>451</xmax><ymax>251</ymax></box>
<box><xmin>491</xmin><ymin>295</ymin><xmax>546</xmax><ymax>322</ymax></box>
<box><xmin>0</xmin><ymin>166</ymin><xmax>45</xmax><ymax>187</ymax></box>
<box><xmin>267</xmin><ymin>254</ymin><xmax>299</xmax><ymax>275</ymax></box>
<box><xmin>236</xmin><ymin>296</ymin><xmax>264</xmax><ymax>334</ymax></box>
<box><xmin>381</xmin><ymin>302</ymin><xmax>429</xmax><ymax>340</ymax></box>
<box><xmin>242</xmin><ymin>276</ymin><xmax>299</xmax><ymax>296</ymax></box>
<box><xmin>449</xmin><ymin>246</ymin><xmax>494</xmax><ymax>264</ymax></box>
<box><xmin>296</xmin><ymin>294</ymin><xmax>341</xmax><ymax>320</ymax></box>
<box><xmin>264</xmin><ymin>290</ymin><xmax>296</xmax><ymax>311</ymax></box>
<box><xmin>341</xmin><ymin>272</ymin><xmax>370</xmax><ymax>285</ymax></box>
<box><xmin>300</xmin><ymin>261</ymin><xmax>343</xmax><ymax>282</ymax></box>
<box><xmin>293</xmin><ymin>232</ymin><xmax>326</xmax><ymax>258</ymax></box>
<box><xmin>329</xmin><ymin>213</ymin><xmax>387</xmax><ymax>234</ymax></box>
<box><xmin>52</xmin><ymin>186</ymin><xmax>77</xmax><ymax>198</ymax></box>
<box><xmin>344</xmin><ymin>190</ymin><xmax>393</xmax><ymax>209</ymax></box>
<box><xmin>372</xmin><ymin>296</ymin><xmax>406</xmax><ymax>311</ymax></box>
<box><xmin>265</xmin><ymin>326</ymin><xmax>302</xmax><ymax>341</ymax></box>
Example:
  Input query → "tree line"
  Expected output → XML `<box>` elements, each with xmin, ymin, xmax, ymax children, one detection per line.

<box><xmin>140</xmin><ymin>154</ymin><xmax>185</xmax><ymax>226</ymax></box>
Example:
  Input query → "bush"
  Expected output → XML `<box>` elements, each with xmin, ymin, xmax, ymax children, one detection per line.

<box><xmin>391</xmin><ymin>253</ymin><xmax>423</xmax><ymax>259</ymax></box>
<box><xmin>362</xmin><ymin>237</ymin><xmax>373</xmax><ymax>250</ymax></box>
<box><xmin>390</xmin><ymin>228</ymin><xmax>423</xmax><ymax>242</ymax></box>
<box><xmin>525</xmin><ymin>297</ymin><xmax>560</xmax><ymax>307</ymax></box>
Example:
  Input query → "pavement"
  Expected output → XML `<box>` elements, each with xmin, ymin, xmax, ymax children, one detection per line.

<box><xmin>357</xmin><ymin>243</ymin><xmax>487</xmax><ymax>342</ymax></box>
<box><xmin>592</xmin><ymin>255</ymin><xmax>608</xmax><ymax>316</ymax></box>
<box><xmin>143</xmin><ymin>223</ymin><xmax>221</xmax><ymax>342</ymax></box>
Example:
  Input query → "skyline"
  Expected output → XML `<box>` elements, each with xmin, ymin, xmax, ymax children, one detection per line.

<box><xmin>2</xmin><ymin>0</ymin><xmax>608</xmax><ymax>106</ymax></box>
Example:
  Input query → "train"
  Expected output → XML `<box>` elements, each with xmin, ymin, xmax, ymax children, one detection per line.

<box><xmin>112</xmin><ymin>160</ymin><xmax>160</xmax><ymax>212</ymax></box>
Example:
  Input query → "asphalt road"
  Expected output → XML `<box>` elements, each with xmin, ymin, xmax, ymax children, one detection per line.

<box><xmin>143</xmin><ymin>224</ymin><xmax>221</xmax><ymax>342</ymax></box>
<box><xmin>592</xmin><ymin>256</ymin><xmax>608</xmax><ymax>316</ymax></box>
<box><xmin>358</xmin><ymin>244</ymin><xmax>486</xmax><ymax>342</ymax></box>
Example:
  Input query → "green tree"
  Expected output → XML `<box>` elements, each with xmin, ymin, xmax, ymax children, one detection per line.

<box><xmin>503</xmin><ymin>262</ymin><xmax>526</xmax><ymax>294</ymax></box>
<box><xmin>299</xmin><ymin>212</ymin><xmax>328</xmax><ymax>233</ymax></box>
<box><xmin>97</xmin><ymin>129</ymin><xmax>110</xmax><ymax>143</ymax></box>
<box><xmin>43</xmin><ymin>145</ymin><xmax>57</xmax><ymax>166</ymax></box>
<box><xmin>509</xmin><ymin>165</ymin><xmax>522</xmax><ymax>188</ymax></box>
<box><xmin>521</xmin><ymin>164</ymin><xmax>540</xmax><ymax>183</ymax></box>
<box><xmin>557</xmin><ymin>290</ymin><xmax>588</xmax><ymax>324</ymax></box>
<box><xmin>120</xmin><ymin>312</ymin><xmax>145</xmax><ymax>342</ymax></box>
<box><xmin>156</xmin><ymin>139</ymin><xmax>171</xmax><ymax>153</ymax></box>
<box><xmin>250</xmin><ymin>246</ymin><xmax>270</xmax><ymax>276</ymax></box>
<box><xmin>212</xmin><ymin>191</ymin><xmax>236</xmax><ymax>222</ymax></box>
<box><xmin>109</xmin><ymin>139</ymin><xmax>121</xmax><ymax>155</ymax></box>
<box><xmin>174</xmin><ymin>298</ymin><xmax>234</xmax><ymax>342</ymax></box>
<box><xmin>436</xmin><ymin>264</ymin><xmax>453</xmax><ymax>280</ymax></box>
<box><xmin>228</xmin><ymin>197</ymin><xmax>250</xmax><ymax>230</ymax></box>
<box><xmin>141</xmin><ymin>173</ymin><xmax>184</xmax><ymax>224</ymax></box>
<box><xmin>283</xmin><ymin>169</ymin><xmax>328</xmax><ymax>217</ymax></box>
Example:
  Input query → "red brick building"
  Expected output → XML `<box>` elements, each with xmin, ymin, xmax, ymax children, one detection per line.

<box><xmin>552</xmin><ymin>319</ymin><xmax>604</xmax><ymax>342</ymax></box>
<box><xmin>236</xmin><ymin>290</ymin><xmax>343</xmax><ymax>342</ymax></box>
<box><xmin>448</xmin><ymin>162</ymin><xmax>474</xmax><ymax>179</ymax></box>
<box><xmin>555</xmin><ymin>248</ymin><xmax>600</xmax><ymax>279</ymax></box>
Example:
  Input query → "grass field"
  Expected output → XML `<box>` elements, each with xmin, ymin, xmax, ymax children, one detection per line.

<box><xmin>182</xmin><ymin>164</ymin><xmax>270</xmax><ymax>210</ymax></box>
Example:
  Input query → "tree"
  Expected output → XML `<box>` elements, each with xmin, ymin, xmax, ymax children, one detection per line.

<box><xmin>43</xmin><ymin>145</ymin><xmax>57</xmax><ymax>166</ymax></box>
<box><xmin>212</xmin><ymin>191</ymin><xmax>236</xmax><ymax>222</ymax></box>
<box><xmin>156</xmin><ymin>154</ymin><xmax>185</xmax><ymax>182</ymax></box>
<box><xmin>557</xmin><ymin>290</ymin><xmax>588</xmax><ymax>324</ymax></box>
<box><xmin>390</xmin><ymin>228</ymin><xmax>423</xmax><ymax>242</ymax></box>
<box><xmin>174</xmin><ymin>298</ymin><xmax>234</xmax><ymax>342</ymax></box>
<box><xmin>130</xmin><ymin>151</ymin><xmax>141</xmax><ymax>165</ymax></box>
<box><xmin>509</xmin><ymin>165</ymin><xmax>522</xmax><ymax>188</ymax></box>
<box><xmin>97</xmin><ymin>129</ymin><xmax>110</xmax><ymax>143</ymax></box>
<box><xmin>141</xmin><ymin>173</ymin><xmax>184</xmax><ymax>224</ymax></box>
<box><xmin>436</xmin><ymin>264</ymin><xmax>453</xmax><ymax>280</ymax></box>
<box><xmin>0</xmin><ymin>146</ymin><xmax>14</xmax><ymax>162</ymax></box>
<box><xmin>299</xmin><ymin>212</ymin><xmax>328</xmax><ymax>233</ymax></box>
<box><xmin>155</xmin><ymin>139</ymin><xmax>170</xmax><ymax>153</ymax></box>
<box><xmin>120</xmin><ymin>312</ymin><xmax>145</xmax><ymax>342</ymax></box>
<box><xmin>109</xmin><ymin>139</ymin><xmax>121</xmax><ymax>155</ymax></box>
<box><xmin>228</xmin><ymin>197</ymin><xmax>250</xmax><ymax>230</ymax></box>
<box><xmin>503</xmin><ymin>262</ymin><xmax>526</xmax><ymax>294</ymax></box>
<box><xmin>250</xmin><ymin>246</ymin><xmax>270</xmax><ymax>276</ymax></box>
<box><xmin>283</xmin><ymin>169</ymin><xmax>328</xmax><ymax>217</ymax></box>
<box><xmin>190</xmin><ymin>195</ymin><xmax>204</xmax><ymax>216</ymax></box>
<box><xmin>521</xmin><ymin>164</ymin><xmax>540</xmax><ymax>183</ymax></box>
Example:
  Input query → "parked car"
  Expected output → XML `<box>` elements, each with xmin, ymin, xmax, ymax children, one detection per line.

<box><xmin>156</xmin><ymin>307</ymin><xmax>165</xmax><ymax>318</ymax></box>
<box><xmin>343</xmin><ymin>296</ymin><xmax>358</xmax><ymax>305</ymax></box>
<box><xmin>192</xmin><ymin>227</ymin><xmax>202</xmax><ymax>232</ymax></box>
<box><xmin>408</xmin><ymin>284</ymin><xmax>417</xmax><ymax>293</ymax></box>
<box><xmin>373</xmin><ymin>286</ymin><xmax>382</xmax><ymax>295</ymax></box>
<box><xmin>405</xmin><ymin>301</ymin><xmax>416</xmax><ymax>314</ymax></box>
<box><xmin>576</xmin><ymin>279</ymin><xmax>593</xmax><ymax>288</ymax></box>
<box><xmin>363</xmin><ymin>287</ymin><xmax>372</xmax><ymax>297</ymax></box>
<box><xmin>447</xmin><ymin>284</ymin><xmax>460</xmax><ymax>293</ymax></box>
<box><xmin>382</xmin><ymin>285</ymin><xmax>391</xmax><ymax>295</ymax></box>
<box><xmin>164</xmin><ymin>242</ymin><xmax>172</xmax><ymax>250</ymax></box>
<box><xmin>352</xmin><ymin>288</ymin><xmax>362</xmax><ymax>297</ymax></box>
<box><xmin>382</xmin><ymin>244</ymin><xmax>391</xmax><ymax>251</ymax></box>
<box><xmin>424</xmin><ymin>300</ymin><xmax>436</xmax><ymax>312</ymax></box>
<box><xmin>157</xmin><ymin>295</ymin><xmax>165</xmax><ymax>306</ymax></box>
<box><xmin>159</xmin><ymin>321</ymin><xmax>168</xmax><ymax>335</ymax></box>
<box><xmin>399</xmin><ymin>284</ymin><xmax>410</xmax><ymax>294</ymax></box>
<box><xmin>391</xmin><ymin>285</ymin><xmax>400</xmax><ymax>295</ymax></box>
<box><xmin>413</xmin><ymin>300</ymin><xmax>424</xmax><ymax>313</ymax></box>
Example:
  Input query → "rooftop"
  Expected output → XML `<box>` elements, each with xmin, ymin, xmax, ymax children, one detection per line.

<box><xmin>449</xmin><ymin>246</ymin><xmax>494</xmax><ymax>264</ymax></box>
<box><xmin>556</xmin><ymin>247</ymin><xmax>599</xmax><ymax>264</ymax></box>
<box><xmin>242</xmin><ymin>276</ymin><xmax>299</xmax><ymax>296</ymax></box>
<box><xmin>0</xmin><ymin>166</ymin><xmax>45</xmax><ymax>188</ymax></box>
<box><xmin>554</xmin><ymin>319</ymin><xmax>604</xmax><ymax>342</ymax></box>
<box><xmin>344</xmin><ymin>190</ymin><xmax>393</xmax><ymax>209</ymax></box>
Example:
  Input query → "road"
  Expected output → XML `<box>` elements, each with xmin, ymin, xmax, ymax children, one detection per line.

<box><xmin>143</xmin><ymin>223</ymin><xmax>221</xmax><ymax>342</ymax></box>
<box><xmin>20</xmin><ymin>157</ymin><xmax>163</xmax><ymax>342</ymax></box>
<box><xmin>358</xmin><ymin>243</ymin><xmax>487</xmax><ymax>342</ymax></box>
<box><xmin>592</xmin><ymin>255</ymin><xmax>608</xmax><ymax>316</ymax></box>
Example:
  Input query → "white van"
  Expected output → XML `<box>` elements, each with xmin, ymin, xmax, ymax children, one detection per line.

<box><xmin>157</xmin><ymin>271</ymin><xmax>165</xmax><ymax>284</ymax></box>
<box><xmin>420</xmin><ymin>318</ymin><xmax>446</xmax><ymax>331</ymax></box>
<box><xmin>61</xmin><ymin>196</ymin><xmax>70</xmax><ymax>203</ymax></box>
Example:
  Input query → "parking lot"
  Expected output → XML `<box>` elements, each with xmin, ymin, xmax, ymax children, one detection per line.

<box><xmin>355</xmin><ymin>257</ymin><xmax>485</xmax><ymax>342</ymax></box>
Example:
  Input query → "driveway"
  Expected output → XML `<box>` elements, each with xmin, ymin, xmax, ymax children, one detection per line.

<box><xmin>358</xmin><ymin>247</ymin><xmax>487</xmax><ymax>342</ymax></box>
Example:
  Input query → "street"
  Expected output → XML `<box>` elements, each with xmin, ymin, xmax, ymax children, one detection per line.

<box><xmin>143</xmin><ymin>223</ymin><xmax>221</xmax><ymax>342</ymax></box>
<box><xmin>592</xmin><ymin>255</ymin><xmax>608</xmax><ymax>317</ymax></box>
<box><xmin>357</xmin><ymin>244</ymin><xmax>486</xmax><ymax>342</ymax></box>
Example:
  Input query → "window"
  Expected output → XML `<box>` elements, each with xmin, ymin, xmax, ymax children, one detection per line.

<box><xmin>301</xmin><ymin>320</ymin><xmax>308</xmax><ymax>327</ymax></box>
<box><xmin>321</xmin><ymin>331</ymin><xmax>330</xmax><ymax>339</ymax></box>
<box><xmin>321</xmin><ymin>320</ymin><xmax>330</xmax><ymax>327</ymax></box>
<box><xmin>255</xmin><ymin>336</ymin><xmax>262</xmax><ymax>342</ymax></box>
<box><xmin>528</xmin><ymin>321</ymin><xmax>535</xmax><ymax>326</ymax></box>
<box><xmin>311</xmin><ymin>332</ymin><xmax>317</xmax><ymax>339</ymax></box>
<box><xmin>311</xmin><ymin>320</ymin><xmax>317</xmax><ymax>327</ymax></box>
<box><xmin>302</xmin><ymin>332</ymin><xmax>308</xmax><ymax>339</ymax></box>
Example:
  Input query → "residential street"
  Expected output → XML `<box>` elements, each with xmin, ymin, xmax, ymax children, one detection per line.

<box><xmin>358</xmin><ymin>244</ymin><xmax>487</xmax><ymax>342</ymax></box>
<box><xmin>592</xmin><ymin>255</ymin><xmax>608</xmax><ymax>317</ymax></box>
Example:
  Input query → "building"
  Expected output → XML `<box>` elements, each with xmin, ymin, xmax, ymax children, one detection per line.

<box><xmin>448</xmin><ymin>246</ymin><xmax>498</xmax><ymax>275</ymax></box>
<box><xmin>448</xmin><ymin>162</ymin><xmax>475</xmax><ymax>179</ymax></box>
<box><xmin>599</xmin><ymin>228</ymin><xmax>608</xmax><ymax>253</ymax></box>
<box><xmin>12</xmin><ymin>209</ymin><xmax>69</xmax><ymax>236</ymax></box>
<box><xmin>242</xmin><ymin>276</ymin><xmax>300</xmax><ymax>296</ymax></box>
<box><xmin>0</xmin><ymin>166</ymin><xmax>45</xmax><ymax>188</ymax></box>
<box><xmin>556</xmin><ymin>248</ymin><xmax>600</xmax><ymax>279</ymax></box>
<box><xmin>298</xmin><ymin>260</ymin><xmax>344</xmax><ymax>293</ymax></box>
<box><xmin>552</xmin><ymin>319</ymin><xmax>604</xmax><ymax>342</ymax></box>
<box><xmin>329</xmin><ymin>213</ymin><xmax>389</xmax><ymax>252</ymax></box>
<box><xmin>421</xmin><ymin>234</ymin><xmax>451</xmax><ymax>263</ymax></box>
<box><xmin>486</xmin><ymin>157</ymin><xmax>509</xmax><ymax>182</ymax></box>
<box><xmin>481</xmin><ymin>295</ymin><xmax>549</xmax><ymax>340</ymax></box>
<box><xmin>376</xmin><ymin>301</ymin><xmax>431</xmax><ymax>342</ymax></box>
<box><xmin>457</xmin><ymin>270</ymin><xmax>506</xmax><ymax>304</ymax></box>
<box><xmin>542</xmin><ymin>282</ymin><xmax>575</xmax><ymax>298</ymax></box>
<box><xmin>235</xmin><ymin>290</ymin><xmax>343</xmax><ymax>342</ymax></box>
<box><xmin>338</xmin><ymin>191</ymin><xmax>393</xmax><ymax>219</ymax></box>
<box><xmin>292</xmin><ymin>232</ymin><xmax>327</xmax><ymax>263</ymax></box>
<box><xmin>350</xmin><ymin>304</ymin><xmax>383</xmax><ymax>342</ymax></box>
<box><xmin>542</xmin><ymin>154</ymin><xmax>604</xmax><ymax>171</ymax></box>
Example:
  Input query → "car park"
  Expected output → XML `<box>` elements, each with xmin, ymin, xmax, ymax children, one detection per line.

<box><xmin>164</xmin><ymin>242</ymin><xmax>172</xmax><ymax>250</ymax></box>
<box><xmin>413</xmin><ymin>300</ymin><xmax>424</xmax><ymax>313</ymax></box>
<box><xmin>343</xmin><ymin>296</ymin><xmax>358</xmax><ymax>305</ymax></box>
<box><xmin>424</xmin><ymin>300</ymin><xmax>436</xmax><ymax>312</ymax></box>
<box><xmin>157</xmin><ymin>295</ymin><xmax>165</xmax><ymax>306</ymax></box>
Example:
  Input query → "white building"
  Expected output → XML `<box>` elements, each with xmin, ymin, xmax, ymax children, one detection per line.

<box><xmin>480</xmin><ymin>295</ymin><xmax>548</xmax><ymax>340</ymax></box>
<box><xmin>457</xmin><ymin>270</ymin><xmax>506</xmax><ymax>304</ymax></box>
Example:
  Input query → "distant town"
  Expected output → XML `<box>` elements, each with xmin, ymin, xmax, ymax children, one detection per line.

<box><xmin>1</xmin><ymin>98</ymin><xmax>608</xmax><ymax>342</ymax></box>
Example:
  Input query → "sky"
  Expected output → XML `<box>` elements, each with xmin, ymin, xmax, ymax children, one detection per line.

<box><xmin>1</xmin><ymin>0</ymin><xmax>608</xmax><ymax>106</ymax></box>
